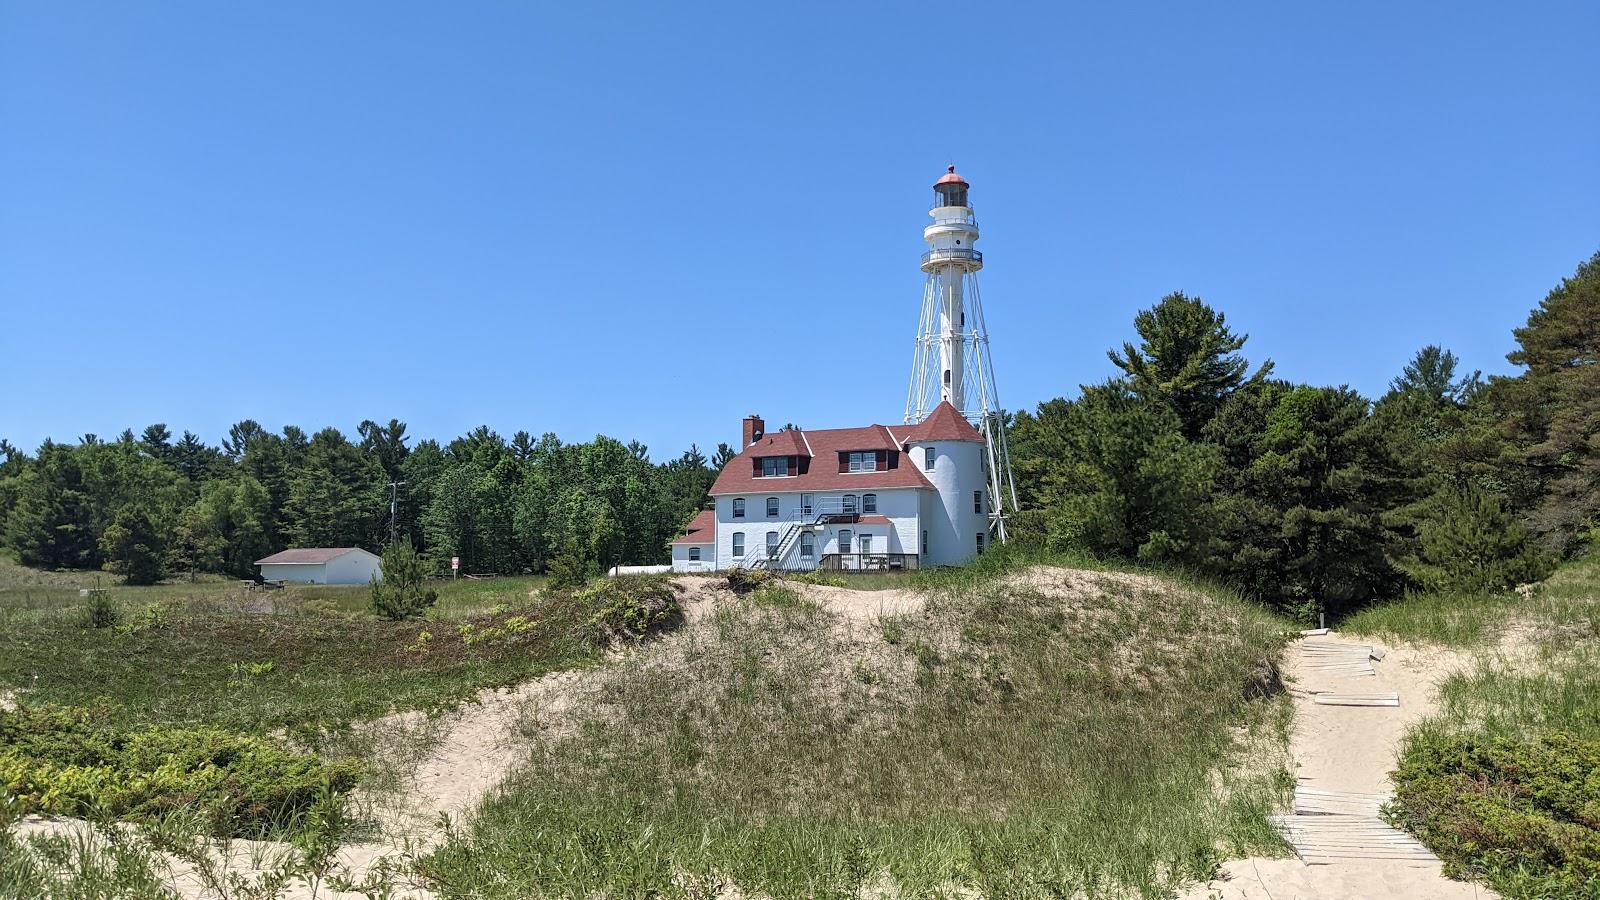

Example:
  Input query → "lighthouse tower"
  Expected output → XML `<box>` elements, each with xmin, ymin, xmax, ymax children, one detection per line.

<box><xmin>905</xmin><ymin>166</ymin><xmax>1020</xmax><ymax>542</ymax></box>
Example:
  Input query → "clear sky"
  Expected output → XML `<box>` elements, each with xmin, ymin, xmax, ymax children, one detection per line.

<box><xmin>3</xmin><ymin>1</ymin><xmax>1596</xmax><ymax>459</ymax></box>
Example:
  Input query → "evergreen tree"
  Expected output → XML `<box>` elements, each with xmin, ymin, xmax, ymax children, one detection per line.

<box><xmin>100</xmin><ymin>505</ymin><xmax>166</xmax><ymax>585</ymax></box>
<box><xmin>1396</xmin><ymin>486</ymin><xmax>1554</xmax><ymax>593</ymax></box>
<box><xmin>1107</xmin><ymin>291</ymin><xmax>1274</xmax><ymax>439</ymax></box>
<box><xmin>1011</xmin><ymin>383</ymin><xmax>1219</xmax><ymax>563</ymax></box>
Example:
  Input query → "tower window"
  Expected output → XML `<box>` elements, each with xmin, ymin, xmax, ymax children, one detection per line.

<box><xmin>976</xmin><ymin>533</ymin><xmax>985</xmax><ymax>554</ymax></box>
<box><xmin>924</xmin><ymin>447</ymin><xmax>936</xmax><ymax>471</ymax></box>
<box><xmin>943</xmin><ymin>369</ymin><xmax>951</xmax><ymax>386</ymax></box>
<box><xmin>974</xmin><ymin>491</ymin><xmax>983</xmax><ymax>514</ymax></box>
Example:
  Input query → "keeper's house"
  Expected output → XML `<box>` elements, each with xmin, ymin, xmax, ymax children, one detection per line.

<box><xmin>255</xmin><ymin>547</ymin><xmax>383</xmax><ymax>585</ymax></box>
<box><xmin>670</xmin><ymin>403</ymin><xmax>990</xmax><ymax>573</ymax></box>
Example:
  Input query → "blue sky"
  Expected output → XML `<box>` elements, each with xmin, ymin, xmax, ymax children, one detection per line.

<box><xmin>3</xmin><ymin>1</ymin><xmax>1595</xmax><ymax>459</ymax></box>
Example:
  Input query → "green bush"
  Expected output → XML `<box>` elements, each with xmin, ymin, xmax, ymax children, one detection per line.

<box><xmin>575</xmin><ymin>577</ymin><xmax>681</xmax><ymax>643</ymax></box>
<box><xmin>1391</xmin><ymin>730</ymin><xmax>1600</xmax><ymax>897</ymax></box>
<box><xmin>80</xmin><ymin>592</ymin><xmax>118</xmax><ymax>629</ymax></box>
<box><xmin>0</xmin><ymin>705</ymin><xmax>360</xmax><ymax>837</ymax></box>
<box><xmin>369</xmin><ymin>541</ymin><xmax>437</xmax><ymax>621</ymax></box>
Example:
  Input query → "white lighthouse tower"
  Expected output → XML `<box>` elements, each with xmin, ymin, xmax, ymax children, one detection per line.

<box><xmin>905</xmin><ymin>166</ymin><xmax>1021</xmax><ymax>542</ymax></box>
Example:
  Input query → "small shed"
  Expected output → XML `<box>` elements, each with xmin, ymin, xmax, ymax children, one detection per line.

<box><xmin>255</xmin><ymin>548</ymin><xmax>383</xmax><ymax>585</ymax></box>
<box><xmin>670</xmin><ymin>510</ymin><xmax>716</xmax><ymax>573</ymax></box>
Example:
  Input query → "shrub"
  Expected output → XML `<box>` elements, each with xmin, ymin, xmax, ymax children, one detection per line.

<box><xmin>1391</xmin><ymin>730</ymin><xmax>1600</xmax><ymax>897</ymax></box>
<box><xmin>0</xmin><ymin>705</ymin><xmax>360</xmax><ymax>837</ymax></box>
<box><xmin>575</xmin><ymin>577</ymin><xmax>681</xmax><ymax>643</ymax></box>
<box><xmin>80</xmin><ymin>592</ymin><xmax>118</xmax><ymax>629</ymax></box>
<box><xmin>546</xmin><ymin>539</ymin><xmax>591</xmax><ymax>591</ymax></box>
<box><xmin>369</xmin><ymin>542</ymin><xmax>437</xmax><ymax>621</ymax></box>
<box><xmin>725</xmin><ymin>567</ymin><xmax>775</xmax><ymax>595</ymax></box>
<box><xmin>1397</xmin><ymin>487</ymin><xmax>1555</xmax><ymax>594</ymax></box>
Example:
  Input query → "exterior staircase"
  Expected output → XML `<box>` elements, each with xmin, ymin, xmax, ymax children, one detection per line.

<box><xmin>745</xmin><ymin>497</ymin><xmax>860</xmax><ymax>572</ymax></box>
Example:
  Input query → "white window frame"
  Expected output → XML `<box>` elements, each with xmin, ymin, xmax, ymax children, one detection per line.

<box><xmin>766</xmin><ymin>497</ymin><xmax>779</xmax><ymax>518</ymax></box>
<box><xmin>762</xmin><ymin>456</ymin><xmax>787</xmax><ymax>478</ymax></box>
<box><xmin>732</xmin><ymin>498</ymin><xmax>745</xmax><ymax>519</ymax></box>
<box><xmin>688</xmin><ymin>547</ymin><xmax>700</xmax><ymax>561</ymax></box>
<box><xmin>859</xmin><ymin>533</ymin><xmax>873</xmax><ymax>555</ymax></box>
<box><xmin>843</xmin><ymin>494</ymin><xmax>857</xmax><ymax>514</ymax></box>
<box><xmin>800</xmin><ymin>532</ymin><xmax>815</xmax><ymax>558</ymax></box>
<box><xmin>839</xmin><ymin>529</ymin><xmax>853</xmax><ymax>554</ymax></box>
<box><xmin>847</xmin><ymin>451</ymin><xmax>877</xmax><ymax>473</ymax></box>
<box><xmin>765</xmin><ymin>530</ymin><xmax>779</xmax><ymax>558</ymax></box>
<box><xmin>862</xmin><ymin>493</ymin><xmax>877</xmax><ymax>513</ymax></box>
<box><xmin>733</xmin><ymin>532</ymin><xmax>745</xmax><ymax>557</ymax></box>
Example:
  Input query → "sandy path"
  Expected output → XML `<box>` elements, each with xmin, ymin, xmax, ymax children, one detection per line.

<box><xmin>1182</xmin><ymin>633</ymin><xmax>1496</xmax><ymax>900</ymax></box>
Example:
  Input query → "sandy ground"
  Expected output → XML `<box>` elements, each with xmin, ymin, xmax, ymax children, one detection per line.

<box><xmin>1180</xmin><ymin>632</ymin><xmax>1498</xmax><ymax>900</ymax></box>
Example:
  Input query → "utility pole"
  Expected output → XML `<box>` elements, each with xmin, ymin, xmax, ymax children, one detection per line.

<box><xmin>388</xmin><ymin>480</ymin><xmax>406</xmax><ymax>546</ymax></box>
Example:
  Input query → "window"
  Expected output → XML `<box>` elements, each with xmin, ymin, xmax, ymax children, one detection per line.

<box><xmin>766</xmin><ymin>497</ymin><xmax>779</xmax><ymax>517</ymax></box>
<box><xmin>843</xmin><ymin>494</ymin><xmax>857</xmax><ymax>513</ymax></box>
<box><xmin>924</xmin><ymin>447</ymin><xmax>936</xmax><ymax>471</ymax></box>
<box><xmin>847</xmin><ymin>451</ymin><xmax>877</xmax><ymax>472</ymax></box>
<box><xmin>863</xmin><ymin>493</ymin><xmax>877</xmax><ymax>513</ymax></box>
<box><xmin>688</xmin><ymin>547</ymin><xmax>700</xmax><ymax>561</ymax></box>
<box><xmin>976</xmin><ymin>533</ymin><xmax>985</xmax><ymax>554</ymax></box>
<box><xmin>974</xmin><ymin>490</ymin><xmax>983</xmax><ymax>514</ymax></box>
<box><xmin>860</xmin><ymin>533</ymin><xmax>873</xmax><ymax>555</ymax></box>
<box><xmin>733</xmin><ymin>532</ymin><xmax>745</xmax><ymax>557</ymax></box>
<box><xmin>732</xmin><ymin>498</ymin><xmax>745</xmax><ymax>519</ymax></box>
<box><xmin>800</xmin><ymin>532</ymin><xmax>815</xmax><ymax>558</ymax></box>
<box><xmin>839</xmin><ymin>529</ymin><xmax>853</xmax><ymax>554</ymax></box>
<box><xmin>766</xmin><ymin>531</ymin><xmax>779</xmax><ymax>558</ymax></box>
<box><xmin>921</xmin><ymin>530</ymin><xmax>928</xmax><ymax>555</ymax></box>
<box><xmin>801</xmin><ymin>493</ymin><xmax>814</xmax><ymax>516</ymax></box>
<box><xmin>761</xmin><ymin>456</ymin><xmax>787</xmax><ymax>478</ymax></box>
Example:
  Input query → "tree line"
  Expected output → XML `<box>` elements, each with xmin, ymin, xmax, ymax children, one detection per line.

<box><xmin>1010</xmin><ymin>249</ymin><xmax>1597</xmax><ymax>619</ymax></box>
<box><xmin>0</xmin><ymin>418</ymin><xmax>735</xmax><ymax>584</ymax></box>
<box><xmin>1</xmin><ymin>250</ymin><xmax>1594</xmax><ymax>616</ymax></box>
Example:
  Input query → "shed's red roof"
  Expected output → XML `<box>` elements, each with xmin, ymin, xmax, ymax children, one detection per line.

<box><xmin>671</xmin><ymin>510</ymin><xmax>717</xmax><ymax>545</ymax></box>
<box><xmin>855</xmin><ymin>515</ymin><xmax>892</xmax><ymax>526</ymax></box>
<box><xmin>255</xmin><ymin>548</ymin><xmax>360</xmax><ymax>565</ymax></box>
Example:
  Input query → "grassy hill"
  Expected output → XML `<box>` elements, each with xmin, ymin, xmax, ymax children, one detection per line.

<box><xmin>422</xmin><ymin>555</ymin><xmax>1293</xmax><ymax>898</ymax></box>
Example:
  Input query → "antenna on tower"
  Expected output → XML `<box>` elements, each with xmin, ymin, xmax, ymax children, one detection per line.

<box><xmin>905</xmin><ymin>167</ymin><xmax>1021</xmax><ymax>542</ymax></box>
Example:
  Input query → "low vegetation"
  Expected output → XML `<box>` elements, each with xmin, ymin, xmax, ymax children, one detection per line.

<box><xmin>0</xmin><ymin>705</ymin><xmax>359</xmax><ymax>838</ymax></box>
<box><xmin>1348</xmin><ymin>557</ymin><xmax>1600</xmax><ymax>898</ymax></box>
<box><xmin>420</xmin><ymin>552</ymin><xmax>1293</xmax><ymax>898</ymax></box>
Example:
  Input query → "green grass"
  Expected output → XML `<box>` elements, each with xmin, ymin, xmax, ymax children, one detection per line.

<box><xmin>0</xmin><ymin>553</ymin><xmax>591</xmax><ymax>740</ymax></box>
<box><xmin>420</xmin><ymin>550</ymin><xmax>1295</xmax><ymax>898</ymax></box>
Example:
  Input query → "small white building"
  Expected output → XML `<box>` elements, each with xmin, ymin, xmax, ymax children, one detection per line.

<box><xmin>681</xmin><ymin>404</ymin><xmax>990</xmax><ymax>573</ymax></box>
<box><xmin>255</xmin><ymin>548</ymin><xmax>383</xmax><ymax>585</ymax></box>
<box><xmin>670</xmin><ymin>510</ymin><xmax>717</xmax><ymax>573</ymax></box>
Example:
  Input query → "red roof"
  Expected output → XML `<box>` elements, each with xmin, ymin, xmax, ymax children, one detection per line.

<box><xmin>671</xmin><ymin>510</ymin><xmax>717</xmax><ymax>545</ymax></box>
<box><xmin>935</xmin><ymin>165</ymin><xmax>968</xmax><ymax>186</ymax></box>
<box><xmin>855</xmin><ymin>515</ymin><xmax>892</xmax><ymax>526</ymax></box>
<box><xmin>902</xmin><ymin>401</ymin><xmax>984</xmax><ymax>443</ymax></box>
<box><xmin>255</xmin><ymin>548</ymin><xmax>363</xmax><ymax>565</ymax></box>
<box><xmin>711</xmin><ymin>418</ymin><xmax>940</xmax><ymax>496</ymax></box>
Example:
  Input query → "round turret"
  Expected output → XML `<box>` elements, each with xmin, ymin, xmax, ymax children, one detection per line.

<box><xmin>933</xmin><ymin>165</ymin><xmax>969</xmax><ymax>209</ymax></box>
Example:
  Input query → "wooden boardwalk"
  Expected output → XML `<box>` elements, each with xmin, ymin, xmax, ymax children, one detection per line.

<box><xmin>1272</xmin><ymin>787</ymin><xmax>1437</xmax><ymax>865</ymax></box>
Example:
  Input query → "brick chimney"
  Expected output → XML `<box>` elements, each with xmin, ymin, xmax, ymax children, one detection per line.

<box><xmin>742</xmin><ymin>414</ymin><xmax>765</xmax><ymax>448</ymax></box>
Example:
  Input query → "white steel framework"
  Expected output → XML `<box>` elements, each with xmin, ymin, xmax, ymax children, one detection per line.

<box><xmin>905</xmin><ymin>167</ymin><xmax>1021</xmax><ymax>542</ymax></box>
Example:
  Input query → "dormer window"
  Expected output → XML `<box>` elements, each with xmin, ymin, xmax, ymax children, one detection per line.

<box><xmin>759</xmin><ymin>456</ymin><xmax>794</xmax><ymax>478</ymax></box>
<box><xmin>846</xmin><ymin>451</ymin><xmax>877</xmax><ymax>473</ymax></box>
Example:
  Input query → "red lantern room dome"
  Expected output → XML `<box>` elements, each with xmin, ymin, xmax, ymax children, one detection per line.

<box><xmin>932</xmin><ymin>165</ymin><xmax>970</xmax><ymax>208</ymax></box>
